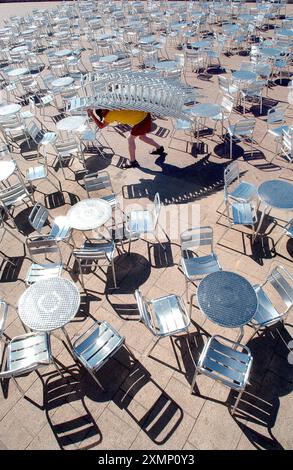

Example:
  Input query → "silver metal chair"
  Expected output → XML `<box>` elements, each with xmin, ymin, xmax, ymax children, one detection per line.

<box><xmin>72</xmin><ymin>321</ymin><xmax>124</xmax><ymax>390</ymax></box>
<box><xmin>83</xmin><ymin>171</ymin><xmax>119</xmax><ymax>210</ymax></box>
<box><xmin>0</xmin><ymin>332</ymin><xmax>63</xmax><ymax>397</ymax></box>
<box><xmin>190</xmin><ymin>335</ymin><xmax>253</xmax><ymax>415</ymax></box>
<box><xmin>135</xmin><ymin>289</ymin><xmax>190</xmax><ymax>357</ymax></box>
<box><xmin>73</xmin><ymin>238</ymin><xmax>117</xmax><ymax>289</ymax></box>
<box><xmin>180</xmin><ymin>226</ymin><xmax>222</xmax><ymax>301</ymax></box>
<box><xmin>0</xmin><ymin>180</ymin><xmax>34</xmax><ymax>225</ymax></box>
<box><xmin>227</xmin><ymin>118</ymin><xmax>256</xmax><ymax>159</ymax></box>
<box><xmin>249</xmin><ymin>265</ymin><xmax>293</xmax><ymax>335</ymax></box>
<box><xmin>54</xmin><ymin>138</ymin><xmax>85</xmax><ymax>179</ymax></box>
<box><xmin>25</xmin><ymin>235</ymin><xmax>63</xmax><ymax>285</ymax></box>
<box><xmin>29</xmin><ymin>202</ymin><xmax>49</xmax><ymax>233</ymax></box>
<box><xmin>25</xmin><ymin>120</ymin><xmax>57</xmax><ymax>157</ymax></box>
<box><xmin>216</xmin><ymin>160</ymin><xmax>257</xmax><ymax>216</ymax></box>
<box><xmin>125</xmin><ymin>192</ymin><xmax>165</xmax><ymax>252</ymax></box>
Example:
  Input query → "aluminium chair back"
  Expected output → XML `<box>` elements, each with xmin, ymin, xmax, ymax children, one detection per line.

<box><xmin>224</xmin><ymin>161</ymin><xmax>240</xmax><ymax>193</ymax></box>
<box><xmin>135</xmin><ymin>289</ymin><xmax>155</xmax><ymax>333</ymax></box>
<box><xmin>0</xmin><ymin>300</ymin><xmax>8</xmax><ymax>338</ymax></box>
<box><xmin>0</xmin><ymin>181</ymin><xmax>32</xmax><ymax>208</ymax></box>
<box><xmin>73</xmin><ymin>239</ymin><xmax>115</xmax><ymax>262</ymax></box>
<box><xmin>281</xmin><ymin>129</ymin><xmax>293</xmax><ymax>160</ymax></box>
<box><xmin>26</xmin><ymin>120</ymin><xmax>42</xmax><ymax>143</ymax></box>
<box><xmin>180</xmin><ymin>226</ymin><xmax>214</xmax><ymax>256</ymax></box>
<box><xmin>221</xmin><ymin>94</ymin><xmax>234</xmax><ymax>115</ymax></box>
<box><xmin>29</xmin><ymin>203</ymin><xmax>49</xmax><ymax>233</ymax></box>
<box><xmin>267</xmin><ymin>265</ymin><xmax>293</xmax><ymax>312</ymax></box>
<box><xmin>83</xmin><ymin>171</ymin><xmax>112</xmax><ymax>197</ymax></box>
<box><xmin>233</xmin><ymin>118</ymin><xmax>256</xmax><ymax>136</ymax></box>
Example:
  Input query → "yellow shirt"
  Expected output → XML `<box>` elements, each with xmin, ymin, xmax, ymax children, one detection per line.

<box><xmin>104</xmin><ymin>110</ymin><xmax>147</xmax><ymax>126</ymax></box>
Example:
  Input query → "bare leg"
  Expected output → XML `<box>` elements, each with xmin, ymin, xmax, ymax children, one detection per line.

<box><xmin>139</xmin><ymin>134</ymin><xmax>161</xmax><ymax>149</ymax></box>
<box><xmin>128</xmin><ymin>135</ymin><xmax>137</xmax><ymax>162</ymax></box>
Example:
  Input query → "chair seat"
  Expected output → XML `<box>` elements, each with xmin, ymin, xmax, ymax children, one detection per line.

<box><xmin>20</xmin><ymin>111</ymin><xmax>34</xmax><ymax>120</ymax></box>
<box><xmin>73</xmin><ymin>321</ymin><xmax>124</xmax><ymax>372</ymax></box>
<box><xmin>7</xmin><ymin>332</ymin><xmax>51</xmax><ymax>376</ymax></box>
<box><xmin>228</xmin><ymin>181</ymin><xmax>257</xmax><ymax>202</ymax></box>
<box><xmin>175</xmin><ymin>119</ymin><xmax>192</xmax><ymax>130</ymax></box>
<box><xmin>26</xmin><ymin>263</ymin><xmax>63</xmax><ymax>284</ymax></box>
<box><xmin>268</xmin><ymin>125</ymin><xmax>290</xmax><ymax>138</ymax></box>
<box><xmin>41</xmin><ymin>94</ymin><xmax>54</xmax><ymax>105</ymax></box>
<box><xmin>127</xmin><ymin>210</ymin><xmax>155</xmax><ymax>234</ymax></box>
<box><xmin>101</xmin><ymin>193</ymin><xmax>118</xmax><ymax>208</ymax></box>
<box><xmin>79</xmin><ymin>128</ymin><xmax>96</xmax><ymax>141</ymax></box>
<box><xmin>151</xmin><ymin>294</ymin><xmax>190</xmax><ymax>336</ymax></box>
<box><xmin>181</xmin><ymin>253</ymin><xmax>221</xmax><ymax>280</ymax></box>
<box><xmin>231</xmin><ymin>202</ymin><xmax>255</xmax><ymax>225</ymax></box>
<box><xmin>39</xmin><ymin>132</ymin><xmax>57</xmax><ymax>146</ymax></box>
<box><xmin>26</xmin><ymin>165</ymin><xmax>47</xmax><ymax>181</ymax></box>
<box><xmin>252</xmin><ymin>284</ymin><xmax>281</xmax><ymax>327</ymax></box>
<box><xmin>199</xmin><ymin>335</ymin><xmax>252</xmax><ymax>390</ymax></box>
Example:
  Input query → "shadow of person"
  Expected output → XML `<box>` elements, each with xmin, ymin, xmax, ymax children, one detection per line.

<box><xmin>122</xmin><ymin>155</ymin><xmax>229</xmax><ymax>205</ymax></box>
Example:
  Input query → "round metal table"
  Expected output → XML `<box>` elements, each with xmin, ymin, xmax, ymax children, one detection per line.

<box><xmin>7</xmin><ymin>67</ymin><xmax>29</xmax><ymax>78</ymax></box>
<box><xmin>51</xmin><ymin>76</ymin><xmax>74</xmax><ymax>88</ymax></box>
<box><xmin>67</xmin><ymin>198</ymin><xmax>112</xmax><ymax>231</ymax></box>
<box><xmin>190</xmin><ymin>103</ymin><xmax>221</xmax><ymax>147</ymax></box>
<box><xmin>18</xmin><ymin>277</ymin><xmax>80</xmax><ymax>333</ymax></box>
<box><xmin>197</xmin><ymin>271</ymin><xmax>257</xmax><ymax>333</ymax></box>
<box><xmin>56</xmin><ymin>116</ymin><xmax>86</xmax><ymax>132</ymax></box>
<box><xmin>0</xmin><ymin>103</ymin><xmax>21</xmax><ymax>117</ymax></box>
<box><xmin>0</xmin><ymin>160</ymin><xmax>16</xmax><ymax>182</ymax></box>
<box><xmin>255</xmin><ymin>179</ymin><xmax>293</xmax><ymax>237</ymax></box>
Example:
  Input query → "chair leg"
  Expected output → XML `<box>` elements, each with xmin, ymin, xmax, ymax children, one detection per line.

<box><xmin>231</xmin><ymin>388</ymin><xmax>244</xmax><ymax>415</ymax></box>
<box><xmin>12</xmin><ymin>377</ymin><xmax>26</xmax><ymax>397</ymax></box>
<box><xmin>111</xmin><ymin>259</ymin><xmax>117</xmax><ymax>288</ymax></box>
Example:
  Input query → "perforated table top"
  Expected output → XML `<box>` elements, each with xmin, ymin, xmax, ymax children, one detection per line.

<box><xmin>67</xmin><ymin>198</ymin><xmax>112</xmax><ymax>231</ymax></box>
<box><xmin>258</xmin><ymin>180</ymin><xmax>293</xmax><ymax>211</ymax></box>
<box><xmin>18</xmin><ymin>277</ymin><xmax>80</xmax><ymax>332</ymax></box>
<box><xmin>197</xmin><ymin>271</ymin><xmax>257</xmax><ymax>328</ymax></box>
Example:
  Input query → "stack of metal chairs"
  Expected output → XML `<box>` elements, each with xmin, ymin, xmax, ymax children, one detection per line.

<box><xmin>67</xmin><ymin>70</ymin><xmax>196</xmax><ymax>121</ymax></box>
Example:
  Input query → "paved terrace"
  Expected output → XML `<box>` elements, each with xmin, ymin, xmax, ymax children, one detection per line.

<box><xmin>0</xmin><ymin>1</ymin><xmax>292</xmax><ymax>450</ymax></box>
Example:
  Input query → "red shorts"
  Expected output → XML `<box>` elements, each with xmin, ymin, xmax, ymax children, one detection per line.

<box><xmin>131</xmin><ymin>113</ymin><xmax>152</xmax><ymax>136</ymax></box>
